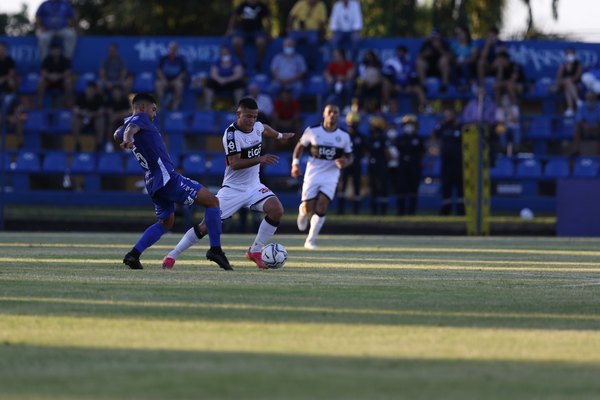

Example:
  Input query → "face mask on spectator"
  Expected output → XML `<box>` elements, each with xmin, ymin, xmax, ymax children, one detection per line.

<box><xmin>284</xmin><ymin>47</ymin><xmax>295</xmax><ymax>56</ymax></box>
<box><xmin>565</xmin><ymin>54</ymin><xmax>576</xmax><ymax>63</ymax></box>
<box><xmin>403</xmin><ymin>124</ymin><xmax>416</xmax><ymax>134</ymax></box>
<box><xmin>222</xmin><ymin>55</ymin><xmax>231</xmax><ymax>63</ymax></box>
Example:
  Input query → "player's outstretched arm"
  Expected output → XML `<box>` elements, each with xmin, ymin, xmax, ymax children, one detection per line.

<box><xmin>227</xmin><ymin>153</ymin><xmax>279</xmax><ymax>171</ymax></box>
<box><xmin>291</xmin><ymin>141</ymin><xmax>306</xmax><ymax>178</ymax></box>
<box><xmin>263</xmin><ymin>123</ymin><xmax>296</xmax><ymax>141</ymax></box>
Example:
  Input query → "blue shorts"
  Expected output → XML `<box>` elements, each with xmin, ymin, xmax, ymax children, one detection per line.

<box><xmin>151</xmin><ymin>173</ymin><xmax>201</xmax><ymax>220</ymax></box>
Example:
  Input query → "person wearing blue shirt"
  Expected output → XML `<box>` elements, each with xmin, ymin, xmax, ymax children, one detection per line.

<box><xmin>155</xmin><ymin>41</ymin><xmax>187</xmax><ymax>111</ymax></box>
<box><xmin>114</xmin><ymin>93</ymin><xmax>231</xmax><ymax>270</ymax></box>
<box><xmin>574</xmin><ymin>91</ymin><xmax>600</xmax><ymax>155</ymax></box>
<box><xmin>382</xmin><ymin>45</ymin><xmax>428</xmax><ymax>113</ymax></box>
<box><xmin>203</xmin><ymin>45</ymin><xmax>246</xmax><ymax>110</ymax></box>
<box><xmin>35</xmin><ymin>0</ymin><xmax>77</xmax><ymax>59</ymax></box>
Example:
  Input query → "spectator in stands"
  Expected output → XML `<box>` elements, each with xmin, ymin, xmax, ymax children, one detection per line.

<box><xmin>72</xmin><ymin>81</ymin><xmax>105</xmax><ymax>152</ymax></box>
<box><xmin>395</xmin><ymin>114</ymin><xmax>425</xmax><ymax>215</ymax></box>
<box><xmin>416</xmin><ymin>29</ymin><xmax>451</xmax><ymax>94</ymax></box>
<box><xmin>495</xmin><ymin>94</ymin><xmax>521</xmax><ymax>156</ymax></box>
<box><xmin>433</xmin><ymin>108</ymin><xmax>464</xmax><ymax>216</ymax></box>
<box><xmin>382</xmin><ymin>44</ymin><xmax>428</xmax><ymax>114</ymax></box>
<box><xmin>450</xmin><ymin>25</ymin><xmax>477</xmax><ymax>91</ymax></box>
<box><xmin>337</xmin><ymin>111</ymin><xmax>365</xmax><ymax>215</ymax></box>
<box><xmin>203</xmin><ymin>45</ymin><xmax>246</xmax><ymax>110</ymax></box>
<box><xmin>463</xmin><ymin>86</ymin><xmax>498</xmax><ymax>164</ymax></box>
<box><xmin>492</xmin><ymin>50</ymin><xmax>526</xmax><ymax>103</ymax></box>
<box><xmin>247</xmin><ymin>82</ymin><xmax>273</xmax><ymax>124</ymax></box>
<box><xmin>329</xmin><ymin>0</ymin><xmax>363</xmax><ymax>62</ymax></box>
<box><xmin>477</xmin><ymin>26</ymin><xmax>503</xmax><ymax>85</ymax></box>
<box><xmin>37</xmin><ymin>41</ymin><xmax>73</xmax><ymax>108</ymax></box>
<box><xmin>269</xmin><ymin>38</ymin><xmax>307</xmax><ymax>99</ymax></box>
<box><xmin>552</xmin><ymin>47</ymin><xmax>583</xmax><ymax>117</ymax></box>
<box><xmin>155</xmin><ymin>41</ymin><xmax>187</xmax><ymax>111</ymax></box>
<box><xmin>324</xmin><ymin>48</ymin><xmax>354</xmax><ymax>110</ymax></box>
<box><xmin>0</xmin><ymin>42</ymin><xmax>18</xmax><ymax>97</ymax></box>
<box><xmin>287</xmin><ymin>0</ymin><xmax>328</xmax><ymax>70</ymax></box>
<box><xmin>226</xmin><ymin>0</ymin><xmax>271</xmax><ymax>71</ymax></box>
<box><xmin>98</xmin><ymin>43</ymin><xmax>131</xmax><ymax>94</ymax></box>
<box><xmin>34</xmin><ymin>0</ymin><xmax>77</xmax><ymax>60</ymax></box>
<box><xmin>366</xmin><ymin>116</ymin><xmax>391</xmax><ymax>215</ymax></box>
<box><xmin>105</xmin><ymin>85</ymin><xmax>131</xmax><ymax>151</ymax></box>
<box><xmin>573</xmin><ymin>91</ymin><xmax>600</xmax><ymax>155</ymax></box>
<box><xmin>355</xmin><ymin>49</ymin><xmax>383</xmax><ymax>112</ymax></box>
<box><xmin>2</xmin><ymin>94</ymin><xmax>25</xmax><ymax>149</ymax></box>
<box><xmin>271</xmin><ymin>88</ymin><xmax>301</xmax><ymax>148</ymax></box>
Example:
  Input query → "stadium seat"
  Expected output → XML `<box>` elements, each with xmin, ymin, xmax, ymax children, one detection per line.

<box><xmin>182</xmin><ymin>154</ymin><xmax>206</xmax><ymax>176</ymax></box>
<box><xmin>23</xmin><ymin>110</ymin><xmax>49</xmax><ymax>134</ymax></box>
<box><xmin>543</xmin><ymin>157</ymin><xmax>570</xmax><ymax>178</ymax></box>
<box><xmin>490</xmin><ymin>157</ymin><xmax>514</xmax><ymax>179</ymax></box>
<box><xmin>75</xmin><ymin>72</ymin><xmax>97</xmax><ymax>93</ymax></box>
<box><xmin>524</xmin><ymin>116</ymin><xmax>552</xmax><ymax>139</ymax></box>
<box><xmin>249</xmin><ymin>73</ymin><xmax>270</xmax><ymax>92</ymax></box>
<box><xmin>18</xmin><ymin>72</ymin><xmax>40</xmax><ymax>95</ymax></box>
<box><xmin>132</xmin><ymin>72</ymin><xmax>155</xmax><ymax>93</ymax></box>
<box><xmin>417</xmin><ymin>114</ymin><xmax>439</xmax><ymax>137</ymax></box>
<box><xmin>303</xmin><ymin>74</ymin><xmax>327</xmax><ymax>96</ymax></box>
<box><xmin>164</xmin><ymin>111</ymin><xmax>190</xmax><ymax>134</ymax></box>
<box><xmin>424</xmin><ymin>77</ymin><xmax>440</xmax><ymax>96</ymax></box>
<box><xmin>190</xmin><ymin>111</ymin><xmax>217</xmax><ymax>134</ymax></box>
<box><xmin>97</xmin><ymin>152</ymin><xmax>124</xmax><ymax>174</ymax></box>
<box><xmin>218</xmin><ymin>112</ymin><xmax>236</xmax><ymax>131</ymax></box>
<box><xmin>125</xmin><ymin>155</ymin><xmax>142</xmax><ymax>174</ymax></box>
<box><xmin>265</xmin><ymin>154</ymin><xmax>291</xmax><ymax>177</ymax></box>
<box><xmin>301</xmin><ymin>112</ymin><xmax>320</xmax><ymax>129</ymax></box>
<box><xmin>515</xmin><ymin>158</ymin><xmax>542</xmax><ymax>178</ymax></box>
<box><xmin>556</xmin><ymin>117</ymin><xmax>576</xmax><ymax>139</ymax></box>
<box><xmin>206</xmin><ymin>154</ymin><xmax>226</xmax><ymax>176</ymax></box>
<box><xmin>532</xmin><ymin>77</ymin><xmax>553</xmax><ymax>97</ymax></box>
<box><xmin>70</xmin><ymin>152</ymin><xmax>96</xmax><ymax>174</ymax></box>
<box><xmin>14</xmin><ymin>151</ymin><xmax>40</xmax><ymax>172</ymax></box>
<box><xmin>42</xmin><ymin>151</ymin><xmax>68</xmax><ymax>173</ymax></box>
<box><xmin>48</xmin><ymin>110</ymin><xmax>73</xmax><ymax>135</ymax></box>
<box><xmin>572</xmin><ymin>157</ymin><xmax>600</xmax><ymax>178</ymax></box>
<box><xmin>422</xmin><ymin>155</ymin><xmax>440</xmax><ymax>178</ymax></box>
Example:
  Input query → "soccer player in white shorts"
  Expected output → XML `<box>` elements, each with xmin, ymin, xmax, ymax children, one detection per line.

<box><xmin>162</xmin><ymin>97</ymin><xmax>295</xmax><ymax>269</ymax></box>
<box><xmin>291</xmin><ymin>104</ymin><xmax>353</xmax><ymax>249</ymax></box>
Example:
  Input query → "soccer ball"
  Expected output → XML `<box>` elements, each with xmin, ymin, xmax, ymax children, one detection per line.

<box><xmin>261</xmin><ymin>243</ymin><xmax>288</xmax><ymax>269</ymax></box>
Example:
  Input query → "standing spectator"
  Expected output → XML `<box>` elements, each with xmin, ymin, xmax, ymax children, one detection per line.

<box><xmin>0</xmin><ymin>41</ymin><xmax>19</xmax><ymax>97</ymax></box>
<box><xmin>355</xmin><ymin>49</ymin><xmax>383</xmax><ymax>112</ymax></box>
<box><xmin>34</xmin><ymin>0</ymin><xmax>77</xmax><ymax>60</ymax></box>
<box><xmin>105</xmin><ymin>85</ymin><xmax>131</xmax><ymax>152</ymax></box>
<box><xmin>416</xmin><ymin>29</ymin><xmax>452</xmax><ymax>93</ymax></box>
<box><xmin>203</xmin><ymin>45</ymin><xmax>246</xmax><ymax>110</ymax></box>
<box><xmin>226</xmin><ymin>0</ymin><xmax>271</xmax><ymax>71</ymax></box>
<box><xmin>329</xmin><ymin>0</ymin><xmax>363</xmax><ymax>62</ymax></box>
<box><xmin>337</xmin><ymin>111</ymin><xmax>366</xmax><ymax>215</ymax></box>
<box><xmin>450</xmin><ymin>26</ymin><xmax>478</xmax><ymax>91</ymax></box>
<box><xmin>155</xmin><ymin>41</ymin><xmax>187</xmax><ymax>111</ymax></box>
<box><xmin>37</xmin><ymin>42</ymin><xmax>73</xmax><ymax>108</ymax></box>
<box><xmin>271</xmin><ymin>88</ymin><xmax>301</xmax><ymax>147</ymax></box>
<box><xmin>247</xmin><ymin>82</ymin><xmax>273</xmax><ymax>125</ymax></box>
<box><xmin>492</xmin><ymin>50</ymin><xmax>526</xmax><ymax>103</ymax></box>
<box><xmin>395</xmin><ymin>114</ymin><xmax>425</xmax><ymax>215</ymax></box>
<box><xmin>573</xmin><ymin>91</ymin><xmax>600</xmax><ymax>155</ymax></box>
<box><xmin>98</xmin><ymin>43</ymin><xmax>131</xmax><ymax>94</ymax></box>
<box><xmin>552</xmin><ymin>48</ymin><xmax>583</xmax><ymax>117</ymax></box>
<box><xmin>495</xmin><ymin>94</ymin><xmax>521</xmax><ymax>156</ymax></box>
<box><xmin>433</xmin><ymin>108</ymin><xmax>464</xmax><ymax>216</ymax></box>
<box><xmin>366</xmin><ymin>116</ymin><xmax>391</xmax><ymax>215</ymax></box>
<box><xmin>287</xmin><ymin>0</ymin><xmax>328</xmax><ymax>70</ymax></box>
<box><xmin>462</xmin><ymin>86</ymin><xmax>497</xmax><ymax>163</ymax></box>
<box><xmin>269</xmin><ymin>38</ymin><xmax>307</xmax><ymax>99</ymax></box>
<box><xmin>477</xmin><ymin>26</ymin><xmax>503</xmax><ymax>85</ymax></box>
<box><xmin>382</xmin><ymin>45</ymin><xmax>428</xmax><ymax>113</ymax></box>
<box><xmin>72</xmin><ymin>81</ymin><xmax>105</xmax><ymax>152</ymax></box>
<box><xmin>324</xmin><ymin>48</ymin><xmax>354</xmax><ymax>109</ymax></box>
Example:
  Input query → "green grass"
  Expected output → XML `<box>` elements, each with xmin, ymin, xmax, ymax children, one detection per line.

<box><xmin>1</xmin><ymin>232</ymin><xmax>600</xmax><ymax>399</ymax></box>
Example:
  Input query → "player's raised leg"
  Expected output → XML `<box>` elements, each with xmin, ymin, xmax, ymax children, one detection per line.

<box><xmin>246</xmin><ymin>196</ymin><xmax>283</xmax><ymax>269</ymax></box>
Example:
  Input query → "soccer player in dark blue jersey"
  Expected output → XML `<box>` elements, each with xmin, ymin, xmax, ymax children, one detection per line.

<box><xmin>114</xmin><ymin>93</ymin><xmax>231</xmax><ymax>270</ymax></box>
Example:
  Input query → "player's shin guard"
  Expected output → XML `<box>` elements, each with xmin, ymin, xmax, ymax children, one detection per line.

<box><xmin>167</xmin><ymin>225</ymin><xmax>204</xmax><ymax>259</ymax></box>
<box><xmin>306</xmin><ymin>213</ymin><xmax>326</xmax><ymax>244</ymax></box>
<box><xmin>204</xmin><ymin>207</ymin><xmax>222</xmax><ymax>248</ymax></box>
<box><xmin>250</xmin><ymin>216</ymin><xmax>279</xmax><ymax>253</ymax></box>
<box><xmin>134</xmin><ymin>221</ymin><xmax>168</xmax><ymax>254</ymax></box>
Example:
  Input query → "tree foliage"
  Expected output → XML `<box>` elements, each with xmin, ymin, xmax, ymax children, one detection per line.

<box><xmin>0</xmin><ymin>4</ymin><xmax>33</xmax><ymax>36</ymax></box>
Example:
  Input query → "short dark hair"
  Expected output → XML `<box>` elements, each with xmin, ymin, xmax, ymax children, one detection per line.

<box><xmin>131</xmin><ymin>93</ymin><xmax>157</xmax><ymax>106</ymax></box>
<box><xmin>238</xmin><ymin>97</ymin><xmax>258</xmax><ymax>110</ymax></box>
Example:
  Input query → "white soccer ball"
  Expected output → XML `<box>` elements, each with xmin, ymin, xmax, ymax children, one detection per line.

<box><xmin>261</xmin><ymin>243</ymin><xmax>288</xmax><ymax>269</ymax></box>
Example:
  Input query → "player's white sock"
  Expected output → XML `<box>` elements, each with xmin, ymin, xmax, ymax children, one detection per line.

<box><xmin>306</xmin><ymin>214</ymin><xmax>326</xmax><ymax>244</ymax></box>
<box><xmin>167</xmin><ymin>227</ymin><xmax>201</xmax><ymax>259</ymax></box>
<box><xmin>250</xmin><ymin>217</ymin><xmax>279</xmax><ymax>253</ymax></box>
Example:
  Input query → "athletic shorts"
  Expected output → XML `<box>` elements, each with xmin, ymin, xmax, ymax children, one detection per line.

<box><xmin>151</xmin><ymin>173</ymin><xmax>201</xmax><ymax>220</ymax></box>
<box><xmin>301</xmin><ymin>175</ymin><xmax>338</xmax><ymax>202</ymax></box>
<box><xmin>217</xmin><ymin>183</ymin><xmax>275</xmax><ymax>220</ymax></box>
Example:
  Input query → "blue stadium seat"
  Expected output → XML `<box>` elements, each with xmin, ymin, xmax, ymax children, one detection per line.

<box><xmin>303</xmin><ymin>74</ymin><xmax>327</xmax><ymax>96</ymax></box>
<box><xmin>248</xmin><ymin>73</ymin><xmax>270</xmax><ymax>92</ymax></box>
<box><xmin>70</xmin><ymin>153</ymin><xmax>96</xmax><ymax>174</ymax></box>
<box><xmin>182</xmin><ymin>154</ymin><xmax>206</xmax><ymax>175</ymax></box>
<box><xmin>18</xmin><ymin>73</ymin><xmax>40</xmax><ymax>94</ymax></box>
<box><xmin>573</xmin><ymin>157</ymin><xmax>600</xmax><ymax>178</ymax></box>
<box><xmin>543</xmin><ymin>157</ymin><xmax>570</xmax><ymax>178</ymax></box>
<box><xmin>75</xmin><ymin>72</ymin><xmax>97</xmax><ymax>93</ymax></box>
<box><xmin>301</xmin><ymin>112</ymin><xmax>320</xmax><ymax>129</ymax></box>
<box><xmin>265</xmin><ymin>154</ymin><xmax>291</xmax><ymax>177</ymax></box>
<box><xmin>515</xmin><ymin>158</ymin><xmax>542</xmax><ymax>178</ymax></box>
<box><xmin>218</xmin><ymin>112</ymin><xmax>236</xmax><ymax>131</ymax></box>
<box><xmin>23</xmin><ymin>110</ymin><xmax>49</xmax><ymax>134</ymax></box>
<box><xmin>132</xmin><ymin>72</ymin><xmax>155</xmax><ymax>93</ymax></box>
<box><xmin>556</xmin><ymin>117</ymin><xmax>576</xmax><ymax>139</ymax></box>
<box><xmin>14</xmin><ymin>151</ymin><xmax>40</xmax><ymax>172</ymax></box>
<box><xmin>418</xmin><ymin>114</ymin><xmax>439</xmax><ymax>137</ymax></box>
<box><xmin>490</xmin><ymin>157</ymin><xmax>514</xmax><ymax>179</ymax></box>
<box><xmin>190</xmin><ymin>111</ymin><xmax>217</xmax><ymax>134</ymax></box>
<box><xmin>48</xmin><ymin>110</ymin><xmax>73</xmax><ymax>135</ymax></box>
<box><xmin>524</xmin><ymin>116</ymin><xmax>552</xmax><ymax>139</ymax></box>
<box><xmin>97</xmin><ymin>152</ymin><xmax>124</xmax><ymax>174</ymax></box>
<box><xmin>125</xmin><ymin>155</ymin><xmax>142</xmax><ymax>174</ymax></box>
<box><xmin>206</xmin><ymin>154</ymin><xmax>226</xmax><ymax>176</ymax></box>
<box><xmin>425</xmin><ymin>77</ymin><xmax>440</xmax><ymax>96</ymax></box>
<box><xmin>42</xmin><ymin>151</ymin><xmax>68</xmax><ymax>173</ymax></box>
<box><xmin>422</xmin><ymin>155</ymin><xmax>440</xmax><ymax>178</ymax></box>
<box><xmin>164</xmin><ymin>111</ymin><xmax>190</xmax><ymax>134</ymax></box>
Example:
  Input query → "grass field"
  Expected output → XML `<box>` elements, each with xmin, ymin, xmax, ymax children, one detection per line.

<box><xmin>1</xmin><ymin>232</ymin><xmax>600</xmax><ymax>400</ymax></box>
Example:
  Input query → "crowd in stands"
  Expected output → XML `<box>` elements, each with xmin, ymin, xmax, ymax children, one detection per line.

<box><xmin>2</xmin><ymin>0</ymin><xmax>600</xmax><ymax>216</ymax></box>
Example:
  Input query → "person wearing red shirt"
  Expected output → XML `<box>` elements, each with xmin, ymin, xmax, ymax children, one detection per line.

<box><xmin>324</xmin><ymin>48</ymin><xmax>354</xmax><ymax>109</ymax></box>
<box><xmin>271</xmin><ymin>89</ymin><xmax>301</xmax><ymax>149</ymax></box>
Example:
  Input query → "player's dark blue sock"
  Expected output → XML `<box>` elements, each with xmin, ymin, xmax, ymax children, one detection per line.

<box><xmin>133</xmin><ymin>221</ymin><xmax>168</xmax><ymax>254</ymax></box>
<box><xmin>204</xmin><ymin>207</ymin><xmax>222</xmax><ymax>248</ymax></box>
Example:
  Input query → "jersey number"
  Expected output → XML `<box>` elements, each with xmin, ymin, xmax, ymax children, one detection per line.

<box><xmin>132</xmin><ymin>147</ymin><xmax>149</xmax><ymax>170</ymax></box>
